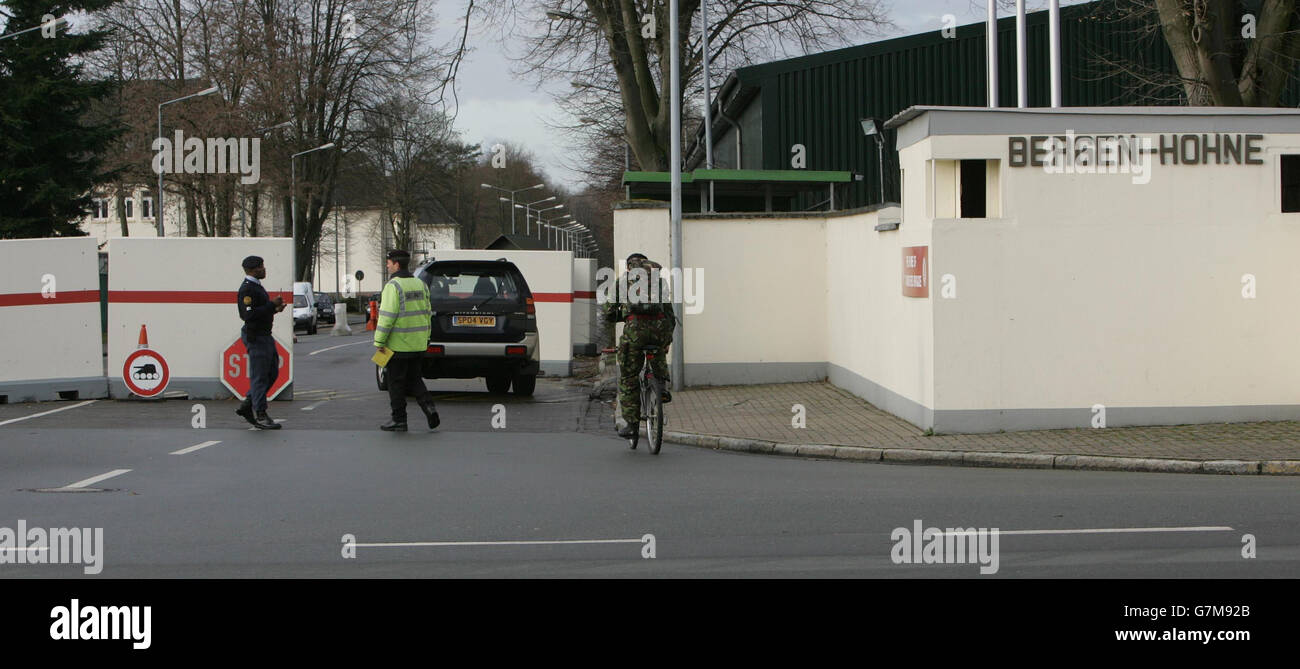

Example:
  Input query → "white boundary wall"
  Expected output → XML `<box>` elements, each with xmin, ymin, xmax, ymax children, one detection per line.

<box><xmin>615</xmin><ymin>107</ymin><xmax>1300</xmax><ymax>433</ymax></box>
<box><xmin>424</xmin><ymin>249</ymin><xmax>574</xmax><ymax>376</ymax></box>
<box><xmin>0</xmin><ymin>238</ymin><xmax>107</xmax><ymax>402</ymax></box>
<box><xmin>106</xmin><ymin>238</ymin><xmax>294</xmax><ymax>399</ymax></box>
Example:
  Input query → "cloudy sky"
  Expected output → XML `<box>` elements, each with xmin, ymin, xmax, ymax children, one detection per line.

<box><xmin>443</xmin><ymin>0</ymin><xmax>1093</xmax><ymax>190</ymax></box>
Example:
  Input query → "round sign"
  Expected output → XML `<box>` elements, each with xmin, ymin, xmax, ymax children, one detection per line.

<box><xmin>122</xmin><ymin>348</ymin><xmax>170</xmax><ymax>397</ymax></box>
<box><xmin>220</xmin><ymin>337</ymin><xmax>292</xmax><ymax>401</ymax></box>
<box><xmin>355</xmin><ymin>270</ymin><xmax>364</xmax><ymax>281</ymax></box>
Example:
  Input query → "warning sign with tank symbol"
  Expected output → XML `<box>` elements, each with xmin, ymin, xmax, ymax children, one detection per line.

<box><xmin>122</xmin><ymin>324</ymin><xmax>170</xmax><ymax>397</ymax></box>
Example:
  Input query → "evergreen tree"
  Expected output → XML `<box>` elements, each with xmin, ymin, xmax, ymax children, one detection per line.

<box><xmin>0</xmin><ymin>0</ymin><xmax>121</xmax><ymax>238</ymax></box>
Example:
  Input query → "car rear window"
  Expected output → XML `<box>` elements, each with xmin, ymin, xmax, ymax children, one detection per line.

<box><xmin>420</xmin><ymin>265</ymin><xmax>525</xmax><ymax>306</ymax></box>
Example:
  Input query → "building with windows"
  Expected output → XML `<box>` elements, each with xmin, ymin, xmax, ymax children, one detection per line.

<box><xmin>616</xmin><ymin>105</ymin><xmax>1300</xmax><ymax>432</ymax></box>
<box><xmin>683</xmin><ymin>0</ymin><xmax>1300</xmax><ymax>212</ymax></box>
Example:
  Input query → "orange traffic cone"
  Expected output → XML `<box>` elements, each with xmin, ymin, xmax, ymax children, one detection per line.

<box><xmin>137</xmin><ymin>324</ymin><xmax>149</xmax><ymax>349</ymax></box>
<box><xmin>366</xmin><ymin>300</ymin><xmax>378</xmax><ymax>331</ymax></box>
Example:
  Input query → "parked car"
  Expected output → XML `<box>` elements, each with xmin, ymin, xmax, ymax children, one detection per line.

<box><xmin>315</xmin><ymin>295</ymin><xmax>336</xmax><ymax>324</ymax></box>
<box><xmin>292</xmin><ymin>282</ymin><xmax>318</xmax><ymax>335</ymax></box>
<box><xmin>375</xmin><ymin>259</ymin><xmax>540</xmax><ymax>396</ymax></box>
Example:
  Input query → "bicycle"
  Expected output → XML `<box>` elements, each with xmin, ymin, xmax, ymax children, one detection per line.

<box><xmin>626</xmin><ymin>345</ymin><xmax>664</xmax><ymax>454</ymax></box>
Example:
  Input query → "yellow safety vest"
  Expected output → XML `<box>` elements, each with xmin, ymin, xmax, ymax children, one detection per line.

<box><xmin>374</xmin><ymin>276</ymin><xmax>431</xmax><ymax>352</ymax></box>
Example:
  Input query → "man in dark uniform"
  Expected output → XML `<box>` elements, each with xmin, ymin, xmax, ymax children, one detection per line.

<box><xmin>236</xmin><ymin>255</ymin><xmax>286</xmax><ymax>430</ymax></box>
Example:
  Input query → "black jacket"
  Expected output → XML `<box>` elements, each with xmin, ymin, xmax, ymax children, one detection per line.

<box><xmin>237</xmin><ymin>277</ymin><xmax>277</xmax><ymax>336</ymax></box>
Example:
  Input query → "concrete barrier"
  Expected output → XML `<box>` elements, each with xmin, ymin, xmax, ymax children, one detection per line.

<box><xmin>572</xmin><ymin>257</ymin><xmax>597</xmax><ymax>356</ymax></box>
<box><xmin>106</xmin><ymin>238</ymin><xmax>294</xmax><ymax>399</ymax></box>
<box><xmin>424</xmin><ymin>249</ymin><xmax>574</xmax><ymax>376</ymax></box>
<box><xmin>0</xmin><ymin>238</ymin><xmax>107</xmax><ymax>402</ymax></box>
<box><xmin>331</xmin><ymin>303</ymin><xmax>353</xmax><ymax>336</ymax></box>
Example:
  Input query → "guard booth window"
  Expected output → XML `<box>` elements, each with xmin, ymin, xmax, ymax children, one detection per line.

<box><xmin>1282</xmin><ymin>155</ymin><xmax>1300</xmax><ymax>213</ymax></box>
<box><xmin>959</xmin><ymin>160</ymin><xmax>986</xmax><ymax>218</ymax></box>
<box><xmin>928</xmin><ymin>159</ymin><xmax>1000</xmax><ymax>219</ymax></box>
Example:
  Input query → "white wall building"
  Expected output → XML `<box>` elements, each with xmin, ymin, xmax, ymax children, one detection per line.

<box><xmin>615</xmin><ymin>106</ymin><xmax>1300</xmax><ymax>433</ymax></box>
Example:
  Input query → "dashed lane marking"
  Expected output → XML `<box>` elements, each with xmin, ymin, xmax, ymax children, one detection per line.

<box><xmin>171</xmin><ymin>440</ymin><xmax>222</xmax><ymax>455</ymax></box>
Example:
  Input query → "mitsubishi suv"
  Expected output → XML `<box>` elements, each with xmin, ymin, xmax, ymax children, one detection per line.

<box><xmin>375</xmin><ymin>259</ymin><xmax>540</xmax><ymax>395</ymax></box>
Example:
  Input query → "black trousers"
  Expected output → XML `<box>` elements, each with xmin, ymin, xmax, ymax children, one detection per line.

<box><xmin>242</xmin><ymin>332</ymin><xmax>279</xmax><ymax>413</ymax></box>
<box><xmin>386</xmin><ymin>353</ymin><xmax>433</xmax><ymax>422</ymax></box>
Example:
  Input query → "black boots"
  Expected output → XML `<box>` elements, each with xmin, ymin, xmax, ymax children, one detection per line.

<box><xmin>238</xmin><ymin>401</ymin><xmax>281</xmax><ymax>429</ymax></box>
<box><xmin>417</xmin><ymin>399</ymin><xmax>440</xmax><ymax>429</ymax></box>
<box><xmin>380</xmin><ymin>420</ymin><xmax>408</xmax><ymax>432</ymax></box>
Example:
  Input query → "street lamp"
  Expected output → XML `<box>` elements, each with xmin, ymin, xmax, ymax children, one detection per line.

<box><xmin>482</xmin><ymin>183</ymin><xmax>545</xmax><ymax>233</ymax></box>
<box><xmin>860</xmin><ymin>118</ymin><xmax>885</xmax><ymax>204</ymax></box>
<box><xmin>156</xmin><ymin>85</ymin><xmax>220</xmax><ymax>236</ymax></box>
<box><xmin>514</xmin><ymin>196</ymin><xmax>558</xmax><ymax>235</ymax></box>
<box><xmin>291</xmin><ymin>142</ymin><xmax>336</xmax><ymax>280</ymax></box>
<box><xmin>0</xmin><ymin>15</ymin><xmax>68</xmax><ymax>40</ymax></box>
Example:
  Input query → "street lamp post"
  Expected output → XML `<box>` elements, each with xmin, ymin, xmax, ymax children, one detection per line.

<box><xmin>669</xmin><ymin>0</ymin><xmax>684</xmax><ymax>392</ymax></box>
<box><xmin>0</xmin><ymin>16</ymin><xmax>67</xmax><ymax>40</ymax></box>
<box><xmin>482</xmin><ymin>183</ymin><xmax>544</xmax><ymax>233</ymax></box>
<box><xmin>291</xmin><ymin>142</ymin><xmax>336</xmax><ymax>280</ymax></box>
<box><xmin>156</xmin><ymin>86</ymin><xmax>220</xmax><ymax>236</ymax></box>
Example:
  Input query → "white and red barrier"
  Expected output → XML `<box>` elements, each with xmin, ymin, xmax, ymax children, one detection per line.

<box><xmin>423</xmin><ymin>249</ymin><xmax>575</xmax><ymax>376</ymax></box>
<box><xmin>572</xmin><ymin>258</ymin><xmax>597</xmax><ymax>356</ymax></box>
<box><xmin>0</xmin><ymin>238</ymin><xmax>107</xmax><ymax>402</ymax></box>
<box><xmin>105</xmin><ymin>238</ymin><xmax>294</xmax><ymax>399</ymax></box>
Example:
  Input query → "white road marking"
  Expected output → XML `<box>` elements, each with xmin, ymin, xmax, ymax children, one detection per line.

<box><xmin>934</xmin><ymin>526</ymin><xmax>1234</xmax><ymax>536</ymax></box>
<box><xmin>308</xmin><ymin>340</ymin><xmax>373</xmax><ymax>356</ymax></box>
<box><xmin>63</xmin><ymin>469</ymin><xmax>131</xmax><ymax>489</ymax></box>
<box><xmin>302</xmin><ymin>400</ymin><xmax>330</xmax><ymax>411</ymax></box>
<box><xmin>354</xmin><ymin>538</ymin><xmax>645</xmax><ymax>548</ymax></box>
<box><xmin>0</xmin><ymin>400</ymin><xmax>96</xmax><ymax>427</ymax></box>
<box><xmin>171</xmin><ymin>440</ymin><xmax>222</xmax><ymax>455</ymax></box>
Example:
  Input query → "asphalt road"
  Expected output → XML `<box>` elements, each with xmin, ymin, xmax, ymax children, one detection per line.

<box><xmin>0</xmin><ymin>329</ymin><xmax>1296</xmax><ymax>578</ymax></box>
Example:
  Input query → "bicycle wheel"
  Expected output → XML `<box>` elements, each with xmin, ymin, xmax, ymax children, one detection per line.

<box><xmin>646</xmin><ymin>377</ymin><xmax>664</xmax><ymax>454</ymax></box>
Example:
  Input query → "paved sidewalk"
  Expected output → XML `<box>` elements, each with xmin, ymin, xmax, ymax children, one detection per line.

<box><xmin>663</xmin><ymin>382</ymin><xmax>1300</xmax><ymax>475</ymax></box>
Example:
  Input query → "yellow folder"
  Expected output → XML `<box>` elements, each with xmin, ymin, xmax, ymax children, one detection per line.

<box><xmin>371</xmin><ymin>347</ymin><xmax>394</xmax><ymax>368</ymax></box>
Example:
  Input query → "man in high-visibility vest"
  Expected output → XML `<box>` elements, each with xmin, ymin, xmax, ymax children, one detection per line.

<box><xmin>374</xmin><ymin>249</ymin><xmax>439</xmax><ymax>432</ymax></box>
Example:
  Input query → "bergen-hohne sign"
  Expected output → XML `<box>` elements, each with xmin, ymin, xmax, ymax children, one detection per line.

<box><xmin>1008</xmin><ymin>133</ymin><xmax>1265</xmax><ymax>168</ymax></box>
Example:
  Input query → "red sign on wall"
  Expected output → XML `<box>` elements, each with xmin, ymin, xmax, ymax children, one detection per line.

<box><xmin>902</xmin><ymin>246</ymin><xmax>929</xmax><ymax>298</ymax></box>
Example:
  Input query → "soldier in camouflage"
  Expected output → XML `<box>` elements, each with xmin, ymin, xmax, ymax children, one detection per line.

<box><xmin>603</xmin><ymin>253</ymin><xmax>676</xmax><ymax>438</ymax></box>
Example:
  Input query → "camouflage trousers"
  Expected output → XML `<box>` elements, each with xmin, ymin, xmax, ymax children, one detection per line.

<box><xmin>617</xmin><ymin>319</ymin><xmax>673</xmax><ymax>424</ymax></box>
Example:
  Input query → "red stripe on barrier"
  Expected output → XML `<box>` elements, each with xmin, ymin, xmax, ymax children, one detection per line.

<box><xmin>0</xmin><ymin>290</ymin><xmax>101</xmax><ymax>307</ymax></box>
<box><xmin>532</xmin><ymin>292</ymin><xmax>574</xmax><ymax>303</ymax></box>
<box><xmin>108</xmin><ymin>290</ymin><xmax>292</xmax><ymax>304</ymax></box>
<box><xmin>573</xmin><ymin>291</ymin><xmax>595</xmax><ymax>299</ymax></box>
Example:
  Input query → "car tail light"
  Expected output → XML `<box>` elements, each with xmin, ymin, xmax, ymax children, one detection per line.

<box><xmin>505</xmin><ymin>346</ymin><xmax>526</xmax><ymax>356</ymax></box>
<box><xmin>426</xmin><ymin>344</ymin><xmax>444</xmax><ymax>354</ymax></box>
<box><xmin>525</xmin><ymin>297</ymin><xmax>535</xmax><ymax>315</ymax></box>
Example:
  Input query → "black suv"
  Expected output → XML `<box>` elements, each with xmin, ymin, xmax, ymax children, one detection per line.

<box><xmin>376</xmin><ymin>259</ymin><xmax>540</xmax><ymax>395</ymax></box>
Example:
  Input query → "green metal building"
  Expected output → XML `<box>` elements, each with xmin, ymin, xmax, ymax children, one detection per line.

<box><xmin>677</xmin><ymin>0</ymin><xmax>1294</xmax><ymax>211</ymax></box>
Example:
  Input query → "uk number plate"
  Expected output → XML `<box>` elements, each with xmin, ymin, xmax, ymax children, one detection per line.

<box><xmin>452</xmin><ymin>315</ymin><xmax>496</xmax><ymax>327</ymax></box>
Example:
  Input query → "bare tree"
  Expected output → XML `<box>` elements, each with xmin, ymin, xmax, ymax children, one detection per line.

<box><xmin>483</xmin><ymin>0</ymin><xmax>890</xmax><ymax>179</ymax></box>
<box><xmin>1089</xmin><ymin>0</ymin><xmax>1300</xmax><ymax>106</ymax></box>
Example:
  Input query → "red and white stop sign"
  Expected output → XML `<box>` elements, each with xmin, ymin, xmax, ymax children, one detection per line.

<box><xmin>220</xmin><ymin>337</ymin><xmax>292</xmax><ymax>401</ymax></box>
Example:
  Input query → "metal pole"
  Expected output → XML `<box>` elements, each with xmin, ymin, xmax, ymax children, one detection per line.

<box><xmin>1016</xmin><ymin>0</ymin><xmax>1027</xmax><ymax>108</ymax></box>
<box><xmin>877</xmin><ymin>140</ymin><xmax>885</xmax><ymax>203</ymax></box>
<box><xmin>291</xmin><ymin>158</ymin><xmax>297</xmax><ymax>278</ymax></box>
<box><xmin>986</xmin><ymin>0</ymin><xmax>998</xmax><ymax>108</ymax></box>
<box><xmin>669</xmin><ymin>0</ymin><xmax>684</xmax><ymax>392</ymax></box>
<box><xmin>701</xmin><ymin>0</ymin><xmax>714</xmax><ymax>169</ymax></box>
<box><xmin>1049</xmin><ymin>0</ymin><xmax>1062</xmax><ymax>107</ymax></box>
<box><xmin>511</xmin><ymin>193</ymin><xmax>516</xmax><ymax>233</ymax></box>
<box><xmin>157</xmin><ymin>108</ymin><xmax>164</xmax><ymax>236</ymax></box>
